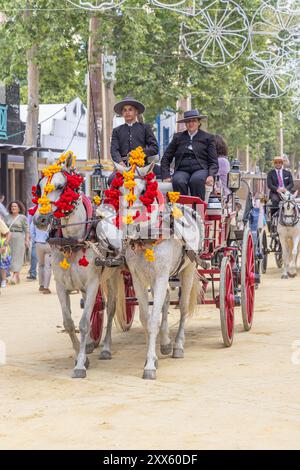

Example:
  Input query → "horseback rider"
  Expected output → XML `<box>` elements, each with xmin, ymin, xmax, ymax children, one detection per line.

<box><xmin>267</xmin><ymin>156</ymin><xmax>294</xmax><ymax>216</ymax></box>
<box><xmin>161</xmin><ymin>109</ymin><xmax>219</xmax><ymax>200</ymax></box>
<box><xmin>109</xmin><ymin>96</ymin><xmax>159</xmax><ymax>184</ymax></box>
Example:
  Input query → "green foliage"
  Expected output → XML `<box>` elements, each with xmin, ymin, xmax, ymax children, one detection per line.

<box><xmin>0</xmin><ymin>0</ymin><xmax>299</xmax><ymax>168</ymax></box>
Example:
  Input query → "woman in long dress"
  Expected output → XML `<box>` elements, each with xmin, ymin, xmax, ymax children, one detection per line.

<box><xmin>5</xmin><ymin>201</ymin><xmax>29</xmax><ymax>284</ymax></box>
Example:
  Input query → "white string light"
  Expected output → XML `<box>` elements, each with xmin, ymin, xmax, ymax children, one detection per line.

<box><xmin>64</xmin><ymin>0</ymin><xmax>126</xmax><ymax>10</ymax></box>
<box><xmin>181</xmin><ymin>0</ymin><xmax>249</xmax><ymax>67</ymax></box>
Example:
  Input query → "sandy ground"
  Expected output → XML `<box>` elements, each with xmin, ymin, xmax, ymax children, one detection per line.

<box><xmin>0</xmin><ymin>258</ymin><xmax>300</xmax><ymax>450</ymax></box>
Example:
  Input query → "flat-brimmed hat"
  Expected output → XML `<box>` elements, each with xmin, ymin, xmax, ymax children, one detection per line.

<box><xmin>114</xmin><ymin>96</ymin><xmax>145</xmax><ymax>115</ymax></box>
<box><xmin>273</xmin><ymin>156</ymin><xmax>284</xmax><ymax>162</ymax></box>
<box><xmin>177</xmin><ymin>109</ymin><xmax>208</xmax><ymax>123</ymax></box>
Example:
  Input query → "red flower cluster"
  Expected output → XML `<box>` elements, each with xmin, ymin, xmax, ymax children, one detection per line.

<box><xmin>104</xmin><ymin>172</ymin><xmax>124</xmax><ymax>212</ymax></box>
<box><xmin>64</xmin><ymin>172</ymin><xmax>84</xmax><ymax>190</ymax></box>
<box><xmin>29</xmin><ymin>186</ymin><xmax>39</xmax><ymax>215</ymax></box>
<box><xmin>78</xmin><ymin>250</ymin><xmax>89</xmax><ymax>267</ymax></box>
<box><xmin>139</xmin><ymin>173</ymin><xmax>158</xmax><ymax>212</ymax></box>
<box><xmin>53</xmin><ymin>186</ymin><xmax>80</xmax><ymax>218</ymax></box>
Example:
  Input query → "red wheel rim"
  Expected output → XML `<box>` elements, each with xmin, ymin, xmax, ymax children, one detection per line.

<box><xmin>225</xmin><ymin>263</ymin><xmax>234</xmax><ymax>340</ymax></box>
<box><xmin>90</xmin><ymin>287</ymin><xmax>104</xmax><ymax>343</ymax></box>
<box><xmin>246</xmin><ymin>234</ymin><xmax>255</xmax><ymax>325</ymax></box>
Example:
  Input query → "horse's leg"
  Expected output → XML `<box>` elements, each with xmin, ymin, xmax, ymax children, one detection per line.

<box><xmin>72</xmin><ymin>281</ymin><xmax>99</xmax><ymax>378</ymax></box>
<box><xmin>82</xmin><ymin>290</ymin><xmax>97</xmax><ymax>354</ymax></box>
<box><xmin>160</xmin><ymin>289</ymin><xmax>172</xmax><ymax>356</ymax></box>
<box><xmin>280</xmin><ymin>235</ymin><xmax>290</xmax><ymax>279</ymax></box>
<box><xmin>288</xmin><ymin>234</ymin><xmax>300</xmax><ymax>278</ymax></box>
<box><xmin>143</xmin><ymin>275</ymin><xmax>169</xmax><ymax>380</ymax></box>
<box><xmin>173</xmin><ymin>263</ymin><xmax>194</xmax><ymax>358</ymax></box>
<box><xmin>99</xmin><ymin>277</ymin><xmax>116</xmax><ymax>360</ymax></box>
<box><xmin>56</xmin><ymin>281</ymin><xmax>80</xmax><ymax>354</ymax></box>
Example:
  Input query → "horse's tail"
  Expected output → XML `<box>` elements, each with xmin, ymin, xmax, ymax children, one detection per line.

<box><xmin>187</xmin><ymin>271</ymin><xmax>202</xmax><ymax>317</ymax></box>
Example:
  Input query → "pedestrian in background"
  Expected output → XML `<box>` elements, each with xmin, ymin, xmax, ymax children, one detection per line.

<box><xmin>5</xmin><ymin>201</ymin><xmax>29</xmax><ymax>284</ymax></box>
<box><xmin>0</xmin><ymin>218</ymin><xmax>11</xmax><ymax>291</ymax></box>
<box><xmin>27</xmin><ymin>210</ymin><xmax>38</xmax><ymax>281</ymax></box>
<box><xmin>30</xmin><ymin>222</ymin><xmax>52</xmax><ymax>294</ymax></box>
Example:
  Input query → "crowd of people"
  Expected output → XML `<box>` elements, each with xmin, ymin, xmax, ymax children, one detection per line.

<box><xmin>0</xmin><ymin>195</ymin><xmax>52</xmax><ymax>295</ymax></box>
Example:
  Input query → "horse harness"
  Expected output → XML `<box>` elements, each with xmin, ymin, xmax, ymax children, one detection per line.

<box><xmin>278</xmin><ymin>198</ymin><xmax>300</xmax><ymax>227</ymax></box>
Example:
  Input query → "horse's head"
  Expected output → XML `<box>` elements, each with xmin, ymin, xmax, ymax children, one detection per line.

<box><xmin>110</xmin><ymin>160</ymin><xmax>158</xmax><ymax>239</ymax></box>
<box><xmin>33</xmin><ymin>152</ymin><xmax>83</xmax><ymax>229</ymax></box>
<box><xmin>279</xmin><ymin>191</ymin><xmax>299</xmax><ymax>225</ymax></box>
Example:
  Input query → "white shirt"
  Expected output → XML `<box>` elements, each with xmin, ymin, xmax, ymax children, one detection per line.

<box><xmin>188</xmin><ymin>130</ymin><xmax>198</xmax><ymax>149</ymax></box>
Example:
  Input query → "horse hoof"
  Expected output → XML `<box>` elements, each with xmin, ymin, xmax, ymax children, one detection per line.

<box><xmin>72</xmin><ymin>368</ymin><xmax>86</xmax><ymax>379</ymax></box>
<box><xmin>160</xmin><ymin>343</ymin><xmax>172</xmax><ymax>355</ymax></box>
<box><xmin>99</xmin><ymin>350</ymin><xmax>112</xmax><ymax>360</ymax></box>
<box><xmin>85</xmin><ymin>343</ymin><xmax>95</xmax><ymax>354</ymax></box>
<box><xmin>288</xmin><ymin>272</ymin><xmax>297</xmax><ymax>278</ymax></box>
<box><xmin>172</xmin><ymin>348</ymin><xmax>184</xmax><ymax>358</ymax></box>
<box><xmin>281</xmin><ymin>274</ymin><xmax>288</xmax><ymax>279</ymax></box>
<box><xmin>142</xmin><ymin>370</ymin><xmax>156</xmax><ymax>380</ymax></box>
<box><xmin>74</xmin><ymin>357</ymin><xmax>89</xmax><ymax>369</ymax></box>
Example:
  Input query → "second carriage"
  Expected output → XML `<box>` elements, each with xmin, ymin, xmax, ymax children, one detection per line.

<box><xmin>89</xmin><ymin>163</ymin><xmax>258</xmax><ymax>349</ymax></box>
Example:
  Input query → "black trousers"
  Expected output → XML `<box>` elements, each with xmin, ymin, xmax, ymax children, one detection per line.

<box><xmin>269</xmin><ymin>192</ymin><xmax>281</xmax><ymax>217</ymax></box>
<box><xmin>172</xmin><ymin>168</ymin><xmax>208</xmax><ymax>200</ymax></box>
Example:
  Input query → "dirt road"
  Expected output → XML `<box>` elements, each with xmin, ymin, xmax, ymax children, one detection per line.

<box><xmin>0</xmin><ymin>259</ymin><xmax>300</xmax><ymax>450</ymax></box>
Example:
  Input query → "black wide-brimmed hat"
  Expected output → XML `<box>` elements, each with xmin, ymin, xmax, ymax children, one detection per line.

<box><xmin>177</xmin><ymin>109</ymin><xmax>208</xmax><ymax>123</ymax></box>
<box><xmin>114</xmin><ymin>96</ymin><xmax>145</xmax><ymax>115</ymax></box>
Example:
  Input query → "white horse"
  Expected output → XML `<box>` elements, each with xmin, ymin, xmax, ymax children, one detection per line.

<box><xmin>98</xmin><ymin>161</ymin><xmax>203</xmax><ymax>380</ymax></box>
<box><xmin>277</xmin><ymin>191</ymin><xmax>300</xmax><ymax>279</ymax></box>
<box><xmin>33</xmin><ymin>154</ymin><xmax>124</xmax><ymax>378</ymax></box>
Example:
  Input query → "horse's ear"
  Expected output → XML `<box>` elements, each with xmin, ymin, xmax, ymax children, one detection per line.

<box><xmin>64</xmin><ymin>153</ymin><xmax>73</xmax><ymax>173</ymax></box>
<box><xmin>137</xmin><ymin>161</ymin><xmax>156</xmax><ymax>178</ymax></box>
<box><xmin>114</xmin><ymin>162</ymin><xmax>126</xmax><ymax>174</ymax></box>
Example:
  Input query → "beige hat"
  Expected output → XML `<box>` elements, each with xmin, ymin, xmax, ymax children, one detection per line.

<box><xmin>273</xmin><ymin>156</ymin><xmax>284</xmax><ymax>162</ymax></box>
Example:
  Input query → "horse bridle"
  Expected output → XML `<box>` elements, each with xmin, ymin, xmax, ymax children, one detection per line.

<box><xmin>278</xmin><ymin>195</ymin><xmax>300</xmax><ymax>227</ymax></box>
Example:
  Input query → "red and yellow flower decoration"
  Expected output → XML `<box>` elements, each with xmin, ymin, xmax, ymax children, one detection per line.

<box><xmin>104</xmin><ymin>146</ymin><xmax>158</xmax><ymax>229</ymax></box>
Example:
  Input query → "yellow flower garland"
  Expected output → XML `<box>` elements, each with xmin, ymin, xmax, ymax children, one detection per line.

<box><xmin>93</xmin><ymin>195</ymin><xmax>101</xmax><ymax>206</ymax></box>
<box><xmin>167</xmin><ymin>191</ymin><xmax>180</xmax><ymax>203</ymax></box>
<box><xmin>38</xmin><ymin>151</ymin><xmax>78</xmax><ymax>216</ymax></box>
<box><xmin>121</xmin><ymin>147</ymin><xmax>146</xmax><ymax>223</ymax></box>
<box><xmin>144</xmin><ymin>248</ymin><xmax>155</xmax><ymax>262</ymax></box>
<box><xmin>60</xmin><ymin>256</ymin><xmax>71</xmax><ymax>270</ymax></box>
<box><xmin>167</xmin><ymin>191</ymin><xmax>183</xmax><ymax>219</ymax></box>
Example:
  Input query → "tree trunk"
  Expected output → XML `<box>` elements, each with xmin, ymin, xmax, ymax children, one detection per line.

<box><xmin>23</xmin><ymin>43</ymin><xmax>39</xmax><ymax>210</ymax></box>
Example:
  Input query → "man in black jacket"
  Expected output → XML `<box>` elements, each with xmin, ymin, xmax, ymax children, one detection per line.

<box><xmin>110</xmin><ymin>96</ymin><xmax>158</xmax><ymax>168</ymax></box>
<box><xmin>267</xmin><ymin>156</ymin><xmax>294</xmax><ymax>213</ymax></box>
<box><xmin>161</xmin><ymin>109</ymin><xmax>218</xmax><ymax>200</ymax></box>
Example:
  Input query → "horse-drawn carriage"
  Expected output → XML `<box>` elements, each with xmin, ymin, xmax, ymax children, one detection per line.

<box><xmin>89</xmin><ymin>169</ymin><xmax>257</xmax><ymax>350</ymax></box>
<box><xmin>32</xmin><ymin>150</ymin><xmax>258</xmax><ymax>379</ymax></box>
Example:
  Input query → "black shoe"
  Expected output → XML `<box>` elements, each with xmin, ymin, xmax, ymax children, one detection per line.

<box><xmin>27</xmin><ymin>275</ymin><xmax>37</xmax><ymax>280</ymax></box>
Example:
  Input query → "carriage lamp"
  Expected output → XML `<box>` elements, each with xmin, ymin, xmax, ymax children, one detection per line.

<box><xmin>227</xmin><ymin>160</ymin><xmax>241</xmax><ymax>192</ymax></box>
<box><xmin>91</xmin><ymin>164</ymin><xmax>108</xmax><ymax>194</ymax></box>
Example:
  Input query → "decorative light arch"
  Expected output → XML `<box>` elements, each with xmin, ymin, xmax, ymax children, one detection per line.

<box><xmin>65</xmin><ymin>0</ymin><xmax>126</xmax><ymax>10</ymax></box>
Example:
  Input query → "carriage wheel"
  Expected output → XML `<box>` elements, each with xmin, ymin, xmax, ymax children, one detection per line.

<box><xmin>90</xmin><ymin>287</ymin><xmax>105</xmax><ymax>346</ymax></box>
<box><xmin>119</xmin><ymin>272</ymin><xmax>136</xmax><ymax>332</ymax></box>
<box><xmin>241</xmin><ymin>228</ymin><xmax>255</xmax><ymax>331</ymax></box>
<box><xmin>274</xmin><ymin>238</ymin><xmax>283</xmax><ymax>268</ymax></box>
<box><xmin>219</xmin><ymin>257</ymin><xmax>235</xmax><ymax>347</ymax></box>
<box><xmin>261</xmin><ymin>229</ymin><xmax>268</xmax><ymax>274</ymax></box>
